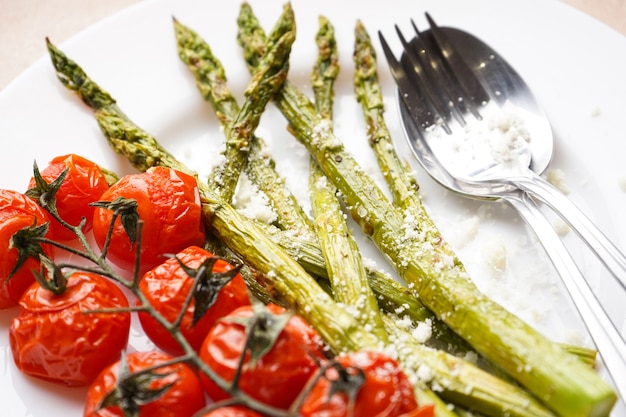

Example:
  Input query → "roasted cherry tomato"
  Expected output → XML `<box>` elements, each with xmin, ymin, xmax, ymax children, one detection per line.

<box><xmin>0</xmin><ymin>189</ymin><xmax>53</xmax><ymax>309</ymax></box>
<box><xmin>138</xmin><ymin>245</ymin><xmax>250</xmax><ymax>356</ymax></box>
<box><xmin>199</xmin><ymin>406</ymin><xmax>264</xmax><ymax>417</ymax></box>
<box><xmin>300</xmin><ymin>350</ymin><xmax>433</xmax><ymax>417</ymax></box>
<box><xmin>199</xmin><ymin>303</ymin><xmax>325</xmax><ymax>410</ymax></box>
<box><xmin>9</xmin><ymin>271</ymin><xmax>131</xmax><ymax>386</ymax></box>
<box><xmin>92</xmin><ymin>166</ymin><xmax>206</xmax><ymax>273</ymax></box>
<box><xmin>83</xmin><ymin>350</ymin><xmax>206</xmax><ymax>417</ymax></box>
<box><xmin>28</xmin><ymin>154</ymin><xmax>111</xmax><ymax>240</ymax></box>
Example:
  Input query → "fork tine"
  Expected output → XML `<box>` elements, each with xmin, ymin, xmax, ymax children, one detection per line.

<box><xmin>394</xmin><ymin>25</ymin><xmax>459</xmax><ymax>130</ymax></box>
<box><xmin>424</xmin><ymin>13</ymin><xmax>490</xmax><ymax>113</ymax></box>
<box><xmin>409</xmin><ymin>19</ymin><xmax>474</xmax><ymax>123</ymax></box>
<box><xmin>378</xmin><ymin>31</ymin><xmax>441</xmax><ymax>133</ymax></box>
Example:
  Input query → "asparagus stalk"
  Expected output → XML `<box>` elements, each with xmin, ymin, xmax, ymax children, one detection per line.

<box><xmin>236</xmin><ymin>5</ymin><xmax>616</xmax><ymax>417</ymax></box>
<box><xmin>174</xmin><ymin>8</ymin><xmax>293</xmax><ymax>203</ymax></box>
<box><xmin>174</xmin><ymin>3</ymin><xmax>292</xmax><ymax>204</ymax></box>
<box><xmin>310</xmin><ymin>16</ymin><xmax>339</xmax><ymax>121</ymax></box>
<box><xmin>46</xmin><ymin>8</ymin><xmax>383</xmax><ymax>356</ymax></box>
<box><xmin>172</xmin><ymin>16</ymin><xmax>273</xmax><ymax>303</ymax></box>
<box><xmin>309</xmin><ymin>16</ymin><xmax>388</xmax><ymax>342</ymax></box>
<box><xmin>245</xmin><ymin>137</ymin><xmax>316</xmax><ymax>236</ymax></box>
<box><xmin>353</xmin><ymin>20</ymin><xmax>454</xmax><ymax>253</ymax></box>
<box><xmin>383</xmin><ymin>316</ymin><xmax>557</xmax><ymax>417</ymax></box>
<box><xmin>173</xmin><ymin>13</ymin><xmax>469</xmax><ymax>348</ymax></box>
<box><xmin>174</xmin><ymin>17</ymin><xmax>314</xmax><ymax>236</ymax></box>
<box><xmin>264</xmin><ymin>219</ymin><xmax>471</xmax><ymax>348</ymax></box>
<box><xmin>310</xmin><ymin>171</ymin><xmax>392</xmax><ymax>340</ymax></box>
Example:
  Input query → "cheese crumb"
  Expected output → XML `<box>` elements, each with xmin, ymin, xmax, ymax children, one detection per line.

<box><xmin>553</xmin><ymin>217</ymin><xmax>571</xmax><ymax>236</ymax></box>
<box><xmin>546</xmin><ymin>168</ymin><xmax>569</xmax><ymax>195</ymax></box>
<box><xmin>233</xmin><ymin>172</ymin><xmax>278</xmax><ymax>224</ymax></box>
<box><xmin>482</xmin><ymin>237</ymin><xmax>507</xmax><ymax>273</ymax></box>
<box><xmin>591</xmin><ymin>106</ymin><xmax>602</xmax><ymax>117</ymax></box>
<box><xmin>411</xmin><ymin>319</ymin><xmax>433</xmax><ymax>344</ymax></box>
<box><xmin>416</xmin><ymin>364</ymin><xmax>434</xmax><ymax>384</ymax></box>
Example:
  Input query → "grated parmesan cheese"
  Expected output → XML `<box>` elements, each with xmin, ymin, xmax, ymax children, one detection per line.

<box><xmin>545</xmin><ymin>168</ymin><xmax>569</xmax><ymax>194</ymax></box>
<box><xmin>553</xmin><ymin>217</ymin><xmax>571</xmax><ymax>236</ymax></box>
<box><xmin>232</xmin><ymin>172</ymin><xmax>278</xmax><ymax>224</ymax></box>
<box><xmin>411</xmin><ymin>318</ymin><xmax>433</xmax><ymax>344</ymax></box>
<box><xmin>415</xmin><ymin>363</ymin><xmax>435</xmax><ymax>384</ymax></box>
<box><xmin>482</xmin><ymin>237</ymin><xmax>507</xmax><ymax>274</ymax></box>
<box><xmin>426</xmin><ymin>101</ymin><xmax>532</xmax><ymax>179</ymax></box>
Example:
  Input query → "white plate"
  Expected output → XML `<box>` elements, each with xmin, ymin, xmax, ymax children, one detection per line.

<box><xmin>1</xmin><ymin>0</ymin><xmax>625</xmax><ymax>415</ymax></box>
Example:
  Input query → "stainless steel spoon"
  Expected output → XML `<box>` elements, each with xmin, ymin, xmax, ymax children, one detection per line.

<box><xmin>379</xmin><ymin>14</ymin><xmax>626</xmax><ymax>401</ymax></box>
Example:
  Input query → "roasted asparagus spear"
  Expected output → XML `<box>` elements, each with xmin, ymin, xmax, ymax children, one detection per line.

<box><xmin>309</xmin><ymin>15</ymin><xmax>388</xmax><ymax>342</ymax></box>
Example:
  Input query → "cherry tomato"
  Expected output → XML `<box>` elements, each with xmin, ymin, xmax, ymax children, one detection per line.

<box><xmin>9</xmin><ymin>271</ymin><xmax>131</xmax><ymax>386</ymax></box>
<box><xmin>92</xmin><ymin>166</ymin><xmax>206</xmax><ymax>273</ymax></box>
<box><xmin>199</xmin><ymin>406</ymin><xmax>264</xmax><ymax>417</ymax></box>
<box><xmin>300</xmin><ymin>350</ymin><xmax>432</xmax><ymax>417</ymax></box>
<box><xmin>83</xmin><ymin>350</ymin><xmax>206</xmax><ymax>417</ymax></box>
<box><xmin>138</xmin><ymin>245</ymin><xmax>250</xmax><ymax>356</ymax></box>
<box><xmin>28</xmin><ymin>154</ymin><xmax>111</xmax><ymax>240</ymax></box>
<box><xmin>0</xmin><ymin>189</ymin><xmax>53</xmax><ymax>309</ymax></box>
<box><xmin>199</xmin><ymin>303</ymin><xmax>325</xmax><ymax>410</ymax></box>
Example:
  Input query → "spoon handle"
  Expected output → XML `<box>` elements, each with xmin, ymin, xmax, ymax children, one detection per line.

<box><xmin>512</xmin><ymin>173</ymin><xmax>626</xmax><ymax>292</ymax></box>
<box><xmin>504</xmin><ymin>190</ymin><xmax>626</xmax><ymax>400</ymax></box>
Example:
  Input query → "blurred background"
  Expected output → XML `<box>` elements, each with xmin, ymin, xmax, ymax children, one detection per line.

<box><xmin>0</xmin><ymin>0</ymin><xmax>624</xmax><ymax>90</ymax></box>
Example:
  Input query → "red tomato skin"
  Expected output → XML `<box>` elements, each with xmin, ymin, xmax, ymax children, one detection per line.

<box><xmin>401</xmin><ymin>405</ymin><xmax>435</xmax><ymax>417</ymax></box>
<box><xmin>300</xmin><ymin>351</ymin><xmax>422</xmax><ymax>417</ymax></box>
<box><xmin>138</xmin><ymin>245</ymin><xmax>250</xmax><ymax>356</ymax></box>
<box><xmin>9</xmin><ymin>272</ymin><xmax>131</xmax><ymax>386</ymax></box>
<box><xmin>200</xmin><ymin>406</ymin><xmax>264</xmax><ymax>417</ymax></box>
<box><xmin>199</xmin><ymin>303</ymin><xmax>325</xmax><ymax>410</ymax></box>
<box><xmin>92</xmin><ymin>167</ymin><xmax>206</xmax><ymax>273</ymax></box>
<box><xmin>28</xmin><ymin>154</ymin><xmax>110</xmax><ymax>240</ymax></box>
<box><xmin>83</xmin><ymin>351</ymin><xmax>206</xmax><ymax>417</ymax></box>
<box><xmin>0</xmin><ymin>189</ymin><xmax>53</xmax><ymax>309</ymax></box>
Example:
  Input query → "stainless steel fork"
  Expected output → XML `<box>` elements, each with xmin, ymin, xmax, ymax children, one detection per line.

<box><xmin>379</xmin><ymin>14</ymin><xmax>626</xmax><ymax>400</ymax></box>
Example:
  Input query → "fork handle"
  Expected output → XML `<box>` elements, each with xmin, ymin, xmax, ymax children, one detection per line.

<box><xmin>511</xmin><ymin>173</ymin><xmax>626</xmax><ymax>292</ymax></box>
<box><xmin>503</xmin><ymin>190</ymin><xmax>626</xmax><ymax>400</ymax></box>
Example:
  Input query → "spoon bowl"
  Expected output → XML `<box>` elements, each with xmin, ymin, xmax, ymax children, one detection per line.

<box><xmin>402</xmin><ymin>27</ymin><xmax>553</xmax><ymax>184</ymax></box>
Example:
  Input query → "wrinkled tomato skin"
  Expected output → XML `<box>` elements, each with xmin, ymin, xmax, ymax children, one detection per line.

<box><xmin>199</xmin><ymin>303</ymin><xmax>325</xmax><ymax>410</ymax></box>
<box><xmin>9</xmin><ymin>272</ymin><xmax>131</xmax><ymax>386</ymax></box>
<box><xmin>300</xmin><ymin>350</ymin><xmax>429</xmax><ymax>417</ymax></box>
<box><xmin>83</xmin><ymin>351</ymin><xmax>206</xmax><ymax>417</ymax></box>
<box><xmin>200</xmin><ymin>406</ymin><xmax>264</xmax><ymax>417</ymax></box>
<box><xmin>0</xmin><ymin>189</ymin><xmax>53</xmax><ymax>309</ymax></box>
<box><xmin>138</xmin><ymin>245</ymin><xmax>250</xmax><ymax>356</ymax></box>
<box><xmin>28</xmin><ymin>154</ymin><xmax>110</xmax><ymax>240</ymax></box>
<box><xmin>92</xmin><ymin>167</ymin><xmax>206</xmax><ymax>273</ymax></box>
